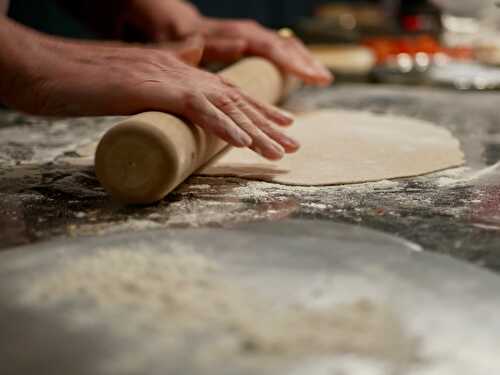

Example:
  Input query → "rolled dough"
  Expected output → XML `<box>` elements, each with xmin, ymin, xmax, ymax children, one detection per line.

<box><xmin>200</xmin><ymin>110</ymin><xmax>465</xmax><ymax>185</ymax></box>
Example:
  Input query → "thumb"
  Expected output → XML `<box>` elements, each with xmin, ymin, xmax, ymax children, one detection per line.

<box><xmin>170</xmin><ymin>35</ymin><xmax>205</xmax><ymax>66</ymax></box>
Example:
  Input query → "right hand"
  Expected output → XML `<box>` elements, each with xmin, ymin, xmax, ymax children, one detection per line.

<box><xmin>0</xmin><ymin>19</ymin><xmax>299</xmax><ymax>160</ymax></box>
<box><xmin>119</xmin><ymin>0</ymin><xmax>332</xmax><ymax>86</ymax></box>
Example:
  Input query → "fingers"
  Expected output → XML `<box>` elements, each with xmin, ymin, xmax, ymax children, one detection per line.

<box><xmin>189</xmin><ymin>89</ymin><xmax>298</xmax><ymax>159</ymax></box>
<box><xmin>236</xmin><ymin>98</ymin><xmax>300</xmax><ymax>154</ymax></box>
<box><xmin>203</xmin><ymin>38</ymin><xmax>248</xmax><ymax>62</ymax></box>
<box><xmin>208</xmin><ymin>20</ymin><xmax>333</xmax><ymax>86</ymax></box>
<box><xmin>208</xmin><ymin>93</ymin><xmax>285</xmax><ymax>160</ymax></box>
<box><xmin>280</xmin><ymin>36</ymin><xmax>333</xmax><ymax>86</ymax></box>
<box><xmin>110</xmin><ymin>43</ymin><xmax>298</xmax><ymax>160</ymax></box>
<box><xmin>169</xmin><ymin>35</ymin><xmax>205</xmax><ymax>66</ymax></box>
<box><xmin>220</xmin><ymin>77</ymin><xmax>295</xmax><ymax>126</ymax></box>
<box><xmin>183</xmin><ymin>94</ymin><xmax>252</xmax><ymax>148</ymax></box>
<box><xmin>240</xmin><ymin>91</ymin><xmax>295</xmax><ymax>126</ymax></box>
<box><xmin>261</xmin><ymin>35</ymin><xmax>333</xmax><ymax>86</ymax></box>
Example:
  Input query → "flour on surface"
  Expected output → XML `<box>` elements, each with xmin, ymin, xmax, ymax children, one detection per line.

<box><xmin>21</xmin><ymin>245</ymin><xmax>419</xmax><ymax>372</ymax></box>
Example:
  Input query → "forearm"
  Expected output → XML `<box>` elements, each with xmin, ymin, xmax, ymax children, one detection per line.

<box><xmin>0</xmin><ymin>16</ymin><xmax>39</xmax><ymax>106</ymax></box>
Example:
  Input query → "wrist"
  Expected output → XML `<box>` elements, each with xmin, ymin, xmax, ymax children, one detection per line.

<box><xmin>0</xmin><ymin>17</ymin><xmax>53</xmax><ymax>110</ymax></box>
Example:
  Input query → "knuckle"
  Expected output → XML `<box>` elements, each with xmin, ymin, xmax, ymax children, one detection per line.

<box><xmin>226</xmin><ymin>89</ymin><xmax>242</xmax><ymax>103</ymax></box>
<box><xmin>182</xmin><ymin>92</ymin><xmax>203</xmax><ymax>112</ymax></box>
<box><xmin>211</xmin><ymin>93</ymin><xmax>234</xmax><ymax>110</ymax></box>
<box><xmin>220</xmin><ymin>76</ymin><xmax>237</xmax><ymax>88</ymax></box>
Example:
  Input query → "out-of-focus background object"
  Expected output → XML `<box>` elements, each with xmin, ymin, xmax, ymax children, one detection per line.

<box><xmin>5</xmin><ymin>0</ymin><xmax>500</xmax><ymax>89</ymax></box>
<box><xmin>430</xmin><ymin>0</ymin><xmax>495</xmax><ymax>18</ymax></box>
<box><xmin>308</xmin><ymin>45</ymin><xmax>376</xmax><ymax>76</ymax></box>
<box><xmin>299</xmin><ymin>0</ymin><xmax>500</xmax><ymax>90</ymax></box>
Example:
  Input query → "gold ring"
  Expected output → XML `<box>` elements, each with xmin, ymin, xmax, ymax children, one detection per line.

<box><xmin>278</xmin><ymin>28</ymin><xmax>295</xmax><ymax>38</ymax></box>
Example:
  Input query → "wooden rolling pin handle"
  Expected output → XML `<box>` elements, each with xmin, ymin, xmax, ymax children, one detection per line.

<box><xmin>95</xmin><ymin>58</ymin><xmax>288</xmax><ymax>205</ymax></box>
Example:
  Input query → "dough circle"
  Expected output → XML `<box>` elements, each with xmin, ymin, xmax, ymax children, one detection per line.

<box><xmin>200</xmin><ymin>110</ymin><xmax>464</xmax><ymax>185</ymax></box>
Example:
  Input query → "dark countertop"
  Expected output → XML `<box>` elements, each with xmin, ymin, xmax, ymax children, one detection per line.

<box><xmin>1</xmin><ymin>83</ymin><xmax>500</xmax><ymax>272</ymax></box>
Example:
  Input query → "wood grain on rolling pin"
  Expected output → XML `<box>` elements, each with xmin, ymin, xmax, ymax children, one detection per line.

<box><xmin>95</xmin><ymin>58</ymin><xmax>285</xmax><ymax>205</ymax></box>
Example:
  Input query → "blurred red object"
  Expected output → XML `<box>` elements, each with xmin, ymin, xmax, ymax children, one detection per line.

<box><xmin>363</xmin><ymin>35</ymin><xmax>470</xmax><ymax>64</ymax></box>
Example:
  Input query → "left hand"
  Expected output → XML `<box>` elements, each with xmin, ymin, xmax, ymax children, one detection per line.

<box><xmin>121</xmin><ymin>0</ymin><xmax>333</xmax><ymax>86</ymax></box>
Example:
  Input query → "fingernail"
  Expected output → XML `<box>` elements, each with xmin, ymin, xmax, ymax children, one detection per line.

<box><xmin>256</xmin><ymin>143</ymin><xmax>284</xmax><ymax>160</ymax></box>
<box><xmin>240</xmin><ymin>133</ymin><xmax>252</xmax><ymax>147</ymax></box>
<box><xmin>270</xmin><ymin>142</ymin><xmax>285</xmax><ymax>158</ymax></box>
<box><xmin>279</xmin><ymin>109</ymin><xmax>295</xmax><ymax>121</ymax></box>
<box><xmin>319</xmin><ymin>68</ymin><xmax>332</xmax><ymax>80</ymax></box>
<box><xmin>283</xmin><ymin>136</ymin><xmax>300</xmax><ymax>149</ymax></box>
<box><xmin>312</xmin><ymin>60</ymin><xmax>333</xmax><ymax>78</ymax></box>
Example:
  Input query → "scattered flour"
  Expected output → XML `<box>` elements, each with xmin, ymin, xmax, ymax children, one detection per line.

<box><xmin>71</xmin><ymin>219</ymin><xmax>163</xmax><ymax>237</ymax></box>
<box><xmin>434</xmin><ymin>164</ymin><xmax>500</xmax><ymax>187</ymax></box>
<box><xmin>21</xmin><ymin>246</ymin><xmax>419</xmax><ymax>372</ymax></box>
<box><xmin>302</xmin><ymin>202</ymin><xmax>328</xmax><ymax>210</ymax></box>
<box><xmin>228</xmin><ymin>179</ymin><xmax>402</xmax><ymax>201</ymax></box>
<box><xmin>189</xmin><ymin>184</ymin><xmax>212</xmax><ymax>190</ymax></box>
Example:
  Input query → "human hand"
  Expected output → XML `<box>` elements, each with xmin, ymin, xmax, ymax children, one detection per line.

<box><xmin>0</xmin><ymin>18</ymin><xmax>298</xmax><ymax>160</ymax></box>
<box><xmin>121</xmin><ymin>0</ymin><xmax>333</xmax><ymax>85</ymax></box>
<box><xmin>199</xmin><ymin>19</ymin><xmax>333</xmax><ymax>86</ymax></box>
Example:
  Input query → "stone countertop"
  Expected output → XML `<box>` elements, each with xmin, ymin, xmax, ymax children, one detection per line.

<box><xmin>1</xmin><ymin>83</ymin><xmax>500</xmax><ymax>272</ymax></box>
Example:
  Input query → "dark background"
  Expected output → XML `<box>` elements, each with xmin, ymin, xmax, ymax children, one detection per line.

<box><xmin>7</xmin><ymin>0</ymin><xmax>386</xmax><ymax>38</ymax></box>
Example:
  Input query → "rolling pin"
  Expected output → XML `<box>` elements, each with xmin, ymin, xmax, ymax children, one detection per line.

<box><xmin>95</xmin><ymin>57</ymin><xmax>287</xmax><ymax>205</ymax></box>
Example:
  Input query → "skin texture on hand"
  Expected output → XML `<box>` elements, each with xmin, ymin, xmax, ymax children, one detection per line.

<box><xmin>0</xmin><ymin>0</ymin><xmax>9</xmax><ymax>15</ymax></box>
<box><xmin>121</xmin><ymin>0</ymin><xmax>333</xmax><ymax>85</ymax></box>
<box><xmin>0</xmin><ymin>17</ymin><xmax>299</xmax><ymax>160</ymax></box>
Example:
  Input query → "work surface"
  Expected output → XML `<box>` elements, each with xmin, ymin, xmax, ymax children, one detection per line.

<box><xmin>2</xmin><ymin>83</ymin><xmax>500</xmax><ymax>375</ymax></box>
<box><xmin>1</xmin><ymin>83</ymin><xmax>500</xmax><ymax>271</ymax></box>
<box><xmin>1</xmin><ymin>221</ymin><xmax>499</xmax><ymax>375</ymax></box>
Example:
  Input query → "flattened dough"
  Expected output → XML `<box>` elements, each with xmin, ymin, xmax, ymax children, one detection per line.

<box><xmin>200</xmin><ymin>110</ymin><xmax>465</xmax><ymax>185</ymax></box>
